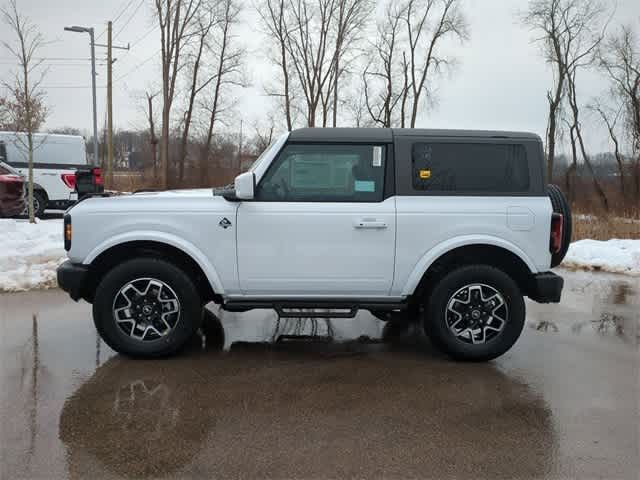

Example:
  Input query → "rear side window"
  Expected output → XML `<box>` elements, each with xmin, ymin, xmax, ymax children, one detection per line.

<box><xmin>411</xmin><ymin>143</ymin><xmax>529</xmax><ymax>193</ymax></box>
<box><xmin>256</xmin><ymin>143</ymin><xmax>386</xmax><ymax>202</ymax></box>
<box><xmin>0</xmin><ymin>165</ymin><xmax>8</xmax><ymax>175</ymax></box>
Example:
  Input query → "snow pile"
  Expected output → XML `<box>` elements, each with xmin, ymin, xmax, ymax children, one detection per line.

<box><xmin>0</xmin><ymin>218</ymin><xmax>66</xmax><ymax>292</ymax></box>
<box><xmin>562</xmin><ymin>239</ymin><xmax>640</xmax><ymax>276</ymax></box>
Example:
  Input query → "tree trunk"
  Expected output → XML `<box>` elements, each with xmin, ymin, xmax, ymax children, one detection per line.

<box><xmin>27</xmin><ymin>132</ymin><xmax>34</xmax><ymax>223</ymax></box>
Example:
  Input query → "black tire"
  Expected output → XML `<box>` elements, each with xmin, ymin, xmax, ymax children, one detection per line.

<box><xmin>32</xmin><ymin>190</ymin><xmax>47</xmax><ymax>217</ymax></box>
<box><xmin>93</xmin><ymin>257</ymin><xmax>202</xmax><ymax>358</ymax></box>
<box><xmin>547</xmin><ymin>184</ymin><xmax>572</xmax><ymax>268</ymax></box>
<box><xmin>423</xmin><ymin>265</ymin><xmax>525</xmax><ymax>362</ymax></box>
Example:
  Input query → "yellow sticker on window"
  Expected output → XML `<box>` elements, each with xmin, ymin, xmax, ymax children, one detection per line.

<box><xmin>419</xmin><ymin>169</ymin><xmax>431</xmax><ymax>179</ymax></box>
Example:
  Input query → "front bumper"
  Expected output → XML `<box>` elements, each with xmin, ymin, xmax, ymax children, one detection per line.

<box><xmin>57</xmin><ymin>260</ymin><xmax>89</xmax><ymax>301</ymax></box>
<box><xmin>528</xmin><ymin>271</ymin><xmax>564</xmax><ymax>303</ymax></box>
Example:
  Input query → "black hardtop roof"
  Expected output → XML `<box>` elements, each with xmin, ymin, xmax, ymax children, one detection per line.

<box><xmin>288</xmin><ymin>127</ymin><xmax>541</xmax><ymax>143</ymax></box>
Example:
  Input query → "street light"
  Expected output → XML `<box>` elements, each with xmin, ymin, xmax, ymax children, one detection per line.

<box><xmin>64</xmin><ymin>25</ymin><xmax>98</xmax><ymax>166</ymax></box>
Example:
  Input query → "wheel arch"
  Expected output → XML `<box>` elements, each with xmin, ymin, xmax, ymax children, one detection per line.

<box><xmin>402</xmin><ymin>237</ymin><xmax>537</xmax><ymax>298</ymax></box>
<box><xmin>32</xmin><ymin>182</ymin><xmax>47</xmax><ymax>194</ymax></box>
<box><xmin>83</xmin><ymin>235</ymin><xmax>223</xmax><ymax>303</ymax></box>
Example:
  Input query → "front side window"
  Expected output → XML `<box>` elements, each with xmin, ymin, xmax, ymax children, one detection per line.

<box><xmin>412</xmin><ymin>142</ymin><xmax>529</xmax><ymax>193</ymax></box>
<box><xmin>256</xmin><ymin>144</ymin><xmax>386</xmax><ymax>202</ymax></box>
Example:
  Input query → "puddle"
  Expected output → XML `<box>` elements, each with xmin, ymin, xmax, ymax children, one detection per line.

<box><xmin>1</xmin><ymin>272</ymin><xmax>638</xmax><ymax>479</ymax></box>
<box><xmin>527</xmin><ymin>269</ymin><xmax>640</xmax><ymax>345</ymax></box>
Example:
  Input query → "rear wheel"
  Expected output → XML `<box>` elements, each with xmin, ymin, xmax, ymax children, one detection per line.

<box><xmin>547</xmin><ymin>184</ymin><xmax>572</xmax><ymax>267</ymax></box>
<box><xmin>423</xmin><ymin>265</ymin><xmax>525</xmax><ymax>362</ymax></box>
<box><xmin>93</xmin><ymin>258</ymin><xmax>202</xmax><ymax>358</ymax></box>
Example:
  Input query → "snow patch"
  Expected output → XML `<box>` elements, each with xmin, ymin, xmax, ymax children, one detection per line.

<box><xmin>0</xmin><ymin>218</ymin><xmax>66</xmax><ymax>292</ymax></box>
<box><xmin>562</xmin><ymin>239</ymin><xmax>640</xmax><ymax>276</ymax></box>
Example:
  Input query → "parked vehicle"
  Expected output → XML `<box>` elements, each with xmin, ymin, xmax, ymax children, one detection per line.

<box><xmin>0</xmin><ymin>160</ymin><xmax>26</xmax><ymax>217</ymax></box>
<box><xmin>0</xmin><ymin>132</ymin><xmax>103</xmax><ymax>216</ymax></box>
<box><xmin>57</xmin><ymin>128</ymin><xmax>570</xmax><ymax>361</ymax></box>
<box><xmin>74</xmin><ymin>167</ymin><xmax>104</xmax><ymax>200</ymax></box>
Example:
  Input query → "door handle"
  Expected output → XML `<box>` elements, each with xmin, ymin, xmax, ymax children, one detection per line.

<box><xmin>354</xmin><ymin>219</ymin><xmax>388</xmax><ymax>229</ymax></box>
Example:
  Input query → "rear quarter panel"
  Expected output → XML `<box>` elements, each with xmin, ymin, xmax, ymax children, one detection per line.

<box><xmin>392</xmin><ymin>134</ymin><xmax>551</xmax><ymax>296</ymax></box>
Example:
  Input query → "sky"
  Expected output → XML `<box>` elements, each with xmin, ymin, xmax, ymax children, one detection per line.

<box><xmin>0</xmin><ymin>0</ymin><xmax>638</xmax><ymax>154</ymax></box>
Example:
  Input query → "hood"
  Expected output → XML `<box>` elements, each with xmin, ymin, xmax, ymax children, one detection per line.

<box><xmin>71</xmin><ymin>187</ymin><xmax>232</xmax><ymax>215</ymax></box>
<box><xmin>131</xmin><ymin>188</ymin><xmax>215</xmax><ymax>198</ymax></box>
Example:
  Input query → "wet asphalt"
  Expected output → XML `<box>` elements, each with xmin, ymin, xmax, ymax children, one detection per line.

<box><xmin>0</xmin><ymin>269</ymin><xmax>638</xmax><ymax>479</ymax></box>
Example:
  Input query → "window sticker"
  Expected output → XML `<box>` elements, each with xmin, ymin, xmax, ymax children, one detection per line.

<box><xmin>355</xmin><ymin>180</ymin><xmax>375</xmax><ymax>192</ymax></box>
<box><xmin>372</xmin><ymin>146</ymin><xmax>382</xmax><ymax>167</ymax></box>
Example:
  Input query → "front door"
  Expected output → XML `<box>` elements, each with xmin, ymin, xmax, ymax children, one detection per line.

<box><xmin>236</xmin><ymin>142</ymin><xmax>395</xmax><ymax>297</ymax></box>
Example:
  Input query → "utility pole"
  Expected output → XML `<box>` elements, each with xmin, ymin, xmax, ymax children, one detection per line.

<box><xmin>238</xmin><ymin>119</ymin><xmax>243</xmax><ymax>172</ymax></box>
<box><xmin>107</xmin><ymin>21</ymin><xmax>113</xmax><ymax>185</ymax></box>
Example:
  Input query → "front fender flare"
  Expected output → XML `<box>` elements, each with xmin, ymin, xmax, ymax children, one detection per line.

<box><xmin>400</xmin><ymin>235</ymin><xmax>538</xmax><ymax>296</ymax></box>
<box><xmin>83</xmin><ymin>230</ymin><xmax>225</xmax><ymax>295</ymax></box>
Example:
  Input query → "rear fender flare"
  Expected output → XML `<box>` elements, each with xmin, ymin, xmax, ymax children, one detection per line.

<box><xmin>400</xmin><ymin>235</ymin><xmax>538</xmax><ymax>296</ymax></box>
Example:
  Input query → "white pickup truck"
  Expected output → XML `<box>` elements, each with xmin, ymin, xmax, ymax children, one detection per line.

<box><xmin>58</xmin><ymin>128</ymin><xmax>570</xmax><ymax>361</ymax></box>
<box><xmin>0</xmin><ymin>132</ymin><xmax>102</xmax><ymax>216</ymax></box>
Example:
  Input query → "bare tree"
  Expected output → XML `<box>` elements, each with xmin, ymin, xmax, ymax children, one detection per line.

<box><xmin>362</xmin><ymin>1</ymin><xmax>408</xmax><ymax>127</ymax></box>
<box><xmin>178</xmin><ymin>2</ymin><xmax>218</xmax><ymax>181</ymax></box>
<box><xmin>201</xmin><ymin>0</ymin><xmax>244</xmax><ymax>181</ymax></box>
<box><xmin>0</xmin><ymin>87</ymin><xmax>47</xmax><ymax>132</ymax></box>
<box><xmin>566</xmin><ymin>67</ymin><xmax>609</xmax><ymax>211</ymax></box>
<box><xmin>145</xmin><ymin>91</ymin><xmax>160</xmax><ymax>179</ymax></box>
<box><xmin>330</xmin><ymin>0</ymin><xmax>372</xmax><ymax>126</ymax></box>
<box><xmin>589</xmin><ymin>101</ymin><xmax>625</xmax><ymax>194</ymax></box>
<box><xmin>1</xmin><ymin>0</ymin><xmax>47</xmax><ymax>223</ymax></box>
<box><xmin>286</xmin><ymin>0</ymin><xmax>339</xmax><ymax>127</ymax></box>
<box><xmin>522</xmin><ymin>0</ymin><xmax>606</xmax><ymax>183</ymax></box>
<box><xmin>155</xmin><ymin>0</ymin><xmax>201</xmax><ymax>189</ymax></box>
<box><xmin>259</xmin><ymin>0</ymin><xmax>295</xmax><ymax>130</ymax></box>
<box><xmin>260</xmin><ymin>0</ymin><xmax>372</xmax><ymax>128</ymax></box>
<box><xmin>600</xmin><ymin>23</ymin><xmax>640</xmax><ymax>204</ymax></box>
<box><xmin>252</xmin><ymin>118</ymin><xmax>275</xmax><ymax>153</ymax></box>
<box><xmin>403</xmin><ymin>0</ymin><xmax>468</xmax><ymax>128</ymax></box>
<box><xmin>363</xmin><ymin>0</ymin><xmax>466</xmax><ymax>128</ymax></box>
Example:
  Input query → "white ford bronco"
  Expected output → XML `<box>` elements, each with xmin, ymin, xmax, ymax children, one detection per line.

<box><xmin>58</xmin><ymin>128</ymin><xmax>570</xmax><ymax>361</ymax></box>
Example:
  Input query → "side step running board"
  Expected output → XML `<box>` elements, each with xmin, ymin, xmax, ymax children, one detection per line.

<box><xmin>223</xmin><ymin>299</ymin><xmax>408</xmax><ymax>317</ymax></box>
<box><xmin>275</xmin><ymin>306</ymin><xmax>357</xmax><ymax>318</ymax></box>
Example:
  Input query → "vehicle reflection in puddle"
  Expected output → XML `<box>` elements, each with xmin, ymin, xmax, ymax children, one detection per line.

<box><xmin>56</xmin><ymin>311</ymin><xmax>557</xmax><ymax>479</ymax></box>
<box><xmin>527</xmin><ymin>269</ymin><xmax>639</xmax><ymax>344</ymax></box>
<box><xmin>205</xmin><ymin>307</ymin><xmax>411</xmax><ymax>353</ymax></box>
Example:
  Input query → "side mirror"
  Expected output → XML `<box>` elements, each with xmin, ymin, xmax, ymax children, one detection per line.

<box><xmin>234</xmin><ymin>171</ymin><xmax>255</xmax><ymax>200</ymax></box>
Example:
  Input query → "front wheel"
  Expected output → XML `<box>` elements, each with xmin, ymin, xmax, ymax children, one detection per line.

<box><xmin>93</xmin><ymin>258</ymin><xmax>202</xmax><ymax>358</ymax></box>
<box><xmin>423</xmin><ymin>265</ymin><xmax>525</xmax><ymax>362</ymax></box>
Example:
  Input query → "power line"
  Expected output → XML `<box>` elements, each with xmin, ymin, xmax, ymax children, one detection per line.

<box><xmin>0</xmin><ymin>62</ymin><xmax>107</xmax><ymax>67</ymax></box>
<box><xmin>114</xmin><ymin>49</ymin><xmax>160</xmax><ymax>83</ymax></box>
<box><xmin>96</xmin><ymin>0</ymin><xmax>137</xmax><ymax>40</ymax></box>
<box><xmin>129</xmin><ymin>25</ymin><xmax>158</xmax><ymax>49</ymax></box>
<box><xmin>41</xmin><ymin>85</ymin><xmax>107</xmax><ymax>89</ymax></box>
<box><xmin>113</xmin><ymin>0</ymin><xmax>138</xmax><ymax>25</ymax></box>
<box><xmin>0</xmin><ymin>56</ymin><xmax>94</xmax><ymax>61</ymax></box>
<box><xmin>114</xmin><ymin>0</ymin><xmax>146</xmax><ymax>40</ymax></box>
